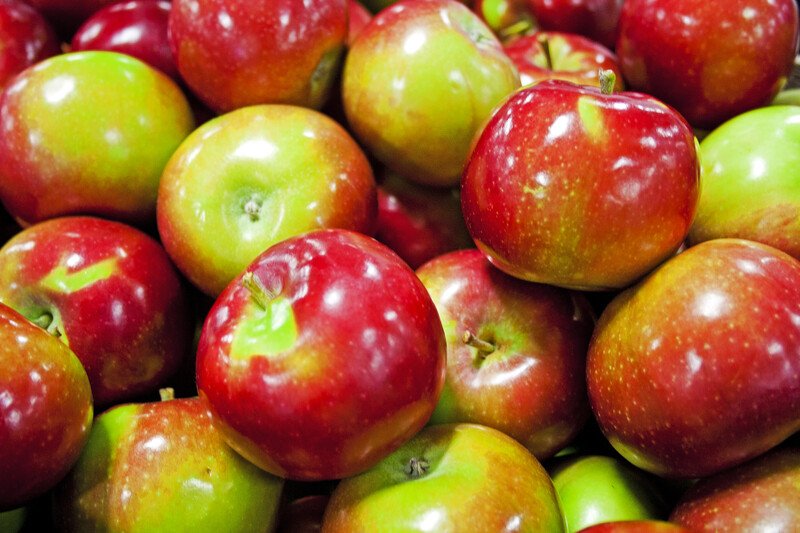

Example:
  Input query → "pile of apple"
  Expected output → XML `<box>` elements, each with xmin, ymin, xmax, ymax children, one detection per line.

<box><xmin>0</xmin><ymin>0</ymin><xmax>799</xmax><ymax>531</ymax></box>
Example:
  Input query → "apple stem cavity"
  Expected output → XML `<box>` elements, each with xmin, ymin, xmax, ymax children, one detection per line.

<box><xmin>537</xmin><ymin>35</ymin><xmax>553</xmax><ymax>71</ymax></box>
<box><xmin>241</xmin><ymin>271</ymin><xmax>276</xmax><ymax>309</ymax></box>
<box><xmin>159</xmin><ymin>387</ymin><xmax>175</xmax><ymax>401</ymax></box>
<box><xmin>405</xmin><ymin>457</ymin><xmax>430</xmax><ymax>479</ymax></box>
<box><xmin>244</xmin><ymin>197</ymin><xmax>262</xmax><ymax>222</ymax></box>
<box><xmin>32</xmin><ymin>311</ymin><xmax>62</xmax><ymax>339</ymax></box>
<box><xmin>462</xmin><ymin>330</ymin><xmax>495</xmax><ymax>355</ymax></box>
<box><xmin>599</xmin><ymin>69</ymin><xmax>616</xmax><ymax>95</ymax></box>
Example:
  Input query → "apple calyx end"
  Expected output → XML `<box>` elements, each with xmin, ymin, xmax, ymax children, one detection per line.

<box><xmin>599</xmin><ymin>69</ymin><xmax>616</xmax><ymax>95</ymax></box>
<box><xmin>241</xmin><ymin>272</ymin><xmax>276</xmax><ymax>310</ymax></box>
<box><xmin>462</xmin><ymin>330</ymin><xmax>496</xmax><ymax>356</ymax></box>
<box><xmin>404</xmin><ymin>457</ymin><xmax>430</xmax><ymax>479</ymax></box>
<box><xmin>243</xmin><ymin>197</ymin><xmax>263</xmax><ymax>222</ymax></box>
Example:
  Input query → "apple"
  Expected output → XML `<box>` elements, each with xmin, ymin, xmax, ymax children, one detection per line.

<box><xmin>417</xmin><ymin>249</ymin><xmax>594</xmax><ymax>459</ymax></box>
<box><xmin>0</xmin><ymin>216</ymin><xmax>192</xmax><ymax>407</ymax></box>
<box><xmin>348</xmin><ymin>0</ymin><xmax>373</xmax><ymax>46</ymax></box>
<box><xmin>461</xmin><ymin>76</ymin><xmax>700</xmax><ymax>290</ymax></box>
<box><xmin>277</xmin><ymin>495</ymin><xmax>329</xmax><ymax>533</ymax></box>
<box><xmin>342</xmin><ymin>0</ymin><xmax>520</xmax><ymax>187</ymax></box>
<box><xmin>688</xmin><ymin>105</ymin><xmax>800</xmax><ymax>260</ymax></box>
<box><xmin>157</xmin><ymin>104</ymin><xmax>377</xmax><ymax>296</ymax></box>
<box><xmin>0</xmin><ymin>303</ymin><xmax>93</xmax><ymax>510</ymax></box>
<box><xmin>616</xmin><ymin>0</ymin><xmax>799</xmax><ymax>129</ymax></box>
<box><xmin>670</xmin><ymin>447</ymin><xmax>800</xmax><ymax>531</ymax></box>
<box><xmin>71</xmin><ymin>0</ymin><xmax>178</xmax><ymax>81</ymax></box>
<box><xmin>23</xmin><ymin>0</ymin><xmax>117</xmax><ymax>38</ymax></box>
<box><xmin>196</xmin><ymin>229</ymin><xmax>446</xmax><ymax>480</ymax></box>
<box><xmin>474</xmin><ymin>0</ymin><xmax>536</xmax><ymax>41</ymax></box>
<box><xmin>577</xmin><ymin>522</ymin><xmax>693</xmax><ymax>533</ymax></box>
<box><xmin>587</xmin><ymin>239</ymin><xmax>800</xmax><ymax>478</ymax></box>
<box><xmin>0</xmin><ymin>51</ymin><xmax>194</xmax><ymax>227</ymax></box>
<box><xmin>550</xmin><ymin>455</ymin><xmax>667</xmax><ymax>533</ymax></box>
<box><xmin>169</xmin><ymin>0</ymin><xmax>347</xmax><ymax>113</ymax></box>
<box><xmin>321</xmin><ymin>423</ymin><xmax>565</xmax><ymax>532</ymax></box>
<box><xmin>771</xmin><ymin>88</ymin><xmax>800</xmax><ymax>106</ymax></box>
<box><xmin>375</xmin><ymin>171</ymin><xmax>473</xmax><ymax>269</ymax></box>
<box><xmin>53</xmin><ymin>395</ymin><xmax>284</xmax><ymax>532</ymax></box>
<box><xmin>0</xmin><ymin>507</ymin><xmax>26</xmax><ymax>533</ymax></box>
<box><xmin>504</xmin><ymin>31</ymin><xmax>624</xmax><ymax>89</ymax></box>
<box><xmin>526</xmin><ymin>0</ymin><xmax>623</xmax><ymax>49</ymax></box>
<box><xmin>0</xmin><ymin>0</ymin><xmax>59</xmax><ymax>90</ymax></box>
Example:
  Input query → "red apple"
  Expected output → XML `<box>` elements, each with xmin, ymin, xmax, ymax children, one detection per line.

<box><xmin>0</xmin><ymin>0</ymin><xmax>59</xmax><ymax>90</ymax></box>
<box><xmin>71</xmin><ymin>0</ymin><xmax>177</xmax><ymax>81</ymax></box>
<box><xmin>0</xmin><ymin>216</ymin><xmax>192</xmax><ymax>407</ymax></box>
<box><xmin>616</xmin><ymin>0</ymin><xmax>799</xmax><ymax>129</ymax></box>
<box><xmin>417</xmin><ymin>249</ymin><xmax>594</xmax><ymax>459</ymax></box>
<box><xmin>375</xmin><ymin>171</ymin><xmax>473</xmax><ymax>269</ymax></box>
<box><xmin>504</xmin><ymin>31</ymin><xmax>624</xmax><ymax>89</ymax></box>
<box><xmin>577</xmin><ymin>522</ymin><xmax>693</xmax><ymax>533</ymax></box>
<box><xmin>348</xmin><ymin>0</ymin><xmax>372</xmax><ymax>46</ymax></box>
<box><xmin>671</xmin><ymin>447</ymin><xmax>800</xmax><ymax>531</ymax></box>
<box><xmin>54</xmin><ymin>395</ymin><xmax>284</xmax><ymax>532</ymax></box>
<box><xmin>461</xmin><ymin>77</ymin><xmax>699</xmax><ymax>290</ymax></box>
<box><xmin>587</xmin><ymin>239</ymin><xmax>800</xmax><ymax>478</ymax></box>
<box><xmin>526</xmin><ymin>0</ymin><xmax>623</xmax><ymax>49</ymax></box>
<box><xmin>321</xmin><ymin>423</ymin><xmax>565</xmax><ymax>532</ymax></box>
<box><xmin>196</xmin><ymin>229</ymin><xmax>446</xmax><ymax>480</ymax></box>
<box><xmin>0</xmin><ymin>303</ymin><xmax>93</xmax><ymax>510</ymax></box>
<box><xmin>169</xmin><ymin>0</ymin><xmax>347</xmax><ymax>113</ymax></box>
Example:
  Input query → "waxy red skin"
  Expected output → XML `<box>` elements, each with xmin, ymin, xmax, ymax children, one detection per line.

<box><xmin>72</xmin><ymin>1</ymin><xmax>177</xmax><ymax>81</ymax></box>
<box><xmin>462</xmin><ymin>80</ymin><xmax>699</xmax><ymax>291</ymax></box>
<box><xmin>197</xmin><ymin>229</ymin><xmax>446</xmax><ymax>481</ymax></box>
<box><xmin>587</xmin><ymin>239</ymin><xmax>800</xmax><ymax>478</ymax></box>
<box><xmin>0</xmin><ymin>0</ymin><xmax>59</xmax><ymax>90</ymax></box>
<box><xmin>577</xmin><ymin>522</ymin><xmax>693</xmax><ymax>533</ymax></box>
<box><xmin>375</xmin><ymin>172</ymin><xmax>473</xmax><ymax>269</ymax></box>
<box><xmin>671</xmin><ymin>448</ymin><xmax>800</xmax><ymax>532</ymax></box>
<box><xmin>616</xmin><ymin>0</ymin><xmax>799</xmax><ymax>130</ymax></box>
<box><xmin>0</xmin><ymin>303</ymin><xmax>93</xmax><ymax>510</ymax></box>
<box><xmin>527</xmin><ymin>0</ymin><xmax>623</xmax><ymax>49</ymax></box>
<box><xmin>169</xmin><ymin>0</ymin><xmax>347</xmax><ymax>113</ymax></box>
<box><xmin>348</xmin><ymin>0</ymin><xmax>372</xmax><ymax>46</ymax></box>
<box><xmin>0</xmin><ymin>217</ymin><xmax>192</xmax><ymax>407</ymax></box>
<box><xmin>417</xmin><ymin>249</ymin><xmax>594</xmax><ymax>459</ymax></box>
<box><xmin>505</xmin><ymin>31</ymin><xmax>624</xmax><ymax>89</ymax></box>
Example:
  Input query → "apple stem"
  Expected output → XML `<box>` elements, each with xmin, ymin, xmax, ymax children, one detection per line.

<box><xmin>405</xmin><ymin>457</ymin><xmax>430</xmax><ymax>479</ymax></box>
<box><xmin>599</xmin><ymin>69</ymin><xmax>616</xmax><ymax>95</ymax></box>
<box><xmin>159</xmin><ymin>387</ymin><xmax>175</xmax><ymax>401</ymax></box>
<box><xmin>537</xmin><ymin>35</ymin><xmax>553</xmax><ymax>71</ymax></box>
<box><xmin>241</xmin><ymin>272</ymin><xmax>276</xmax><ymax>309</ymax></box>
<box><xmin>462</xmin><ymin>331</ymin><xmax>495</xmax><ymax>356</ymax></box>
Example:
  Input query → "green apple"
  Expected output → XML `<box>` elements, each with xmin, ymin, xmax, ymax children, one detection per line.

<box><xmin>770</xmin><ymin>88</ymin><xmax>800</xmax><ymax>106</ymax></box>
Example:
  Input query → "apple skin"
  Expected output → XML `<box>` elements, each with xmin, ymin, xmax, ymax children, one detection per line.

<box><xmin>343</xmin><ymin>0</ymin><xmax>520</xmax><ymax>187</ymax></box>
<box><xmin>196</xmin><ymin>229</ymin><xmax>446</xmax><ymax>481</ymax></box>
<box><xmin>587</xmin><ymin>239</ymin><xmax>800</xmax><ymax>479</ymax></box>
<box><xmin>348</xmin><ymin>0</ymin><xmax>373</xmax><ymax>45</ymax></box>
<box><xmin>0</xmin><ymin>51</ymin><xmax>194</xmax><ymax>227</ymax></box>
<box><xmin>504</xmin><ymin>31</ymin><xmax>624</xmax><ymax>90</ymax></box>
<box><xmin>461</xmin><ymin>79</ymin><xmax>699</xmax><ymax>290</ymax></box>
<box><xmin>53</xmin><ymin>397</ymin><xmax>284</xmax><ymax>532</ymax></box>
<box><xmin>0</xmin><ymin>216</ymin><xmax>192</xmax><ymax>407</ymax></box>
<box><xmin>417</xmin><ymin>249</ymin><xmax>594</xmax><ymax>459</ymax></box>
<box><xmin>688</xmin><ymin>105</ymin><xmax>800</xmax><ymax>260</ymax></box>
<box><xmin>550</xmin><ymin>455</ymin><xmax>667</xmax><ymax>533</ymax></box>
<box><xmin>576</xmin><ymin>522</ymin><xmax>692</xmax><ymax>533</ymax></box>
<box><xmin>0</xmin><ymin>507</ymin><xmax>26</xmax><ymax>533</ymax></box>
<box><xmin>474</xmin><ymin>0</ymin><xmax>536</xmax><ymax>41</ymax></box>
<box><xmin>157</xmin><ymin>105</ymin><xmax>377</xmax><ymax>297</ymax></box>
<box><xmin>170</xmin><ymin>0</ymin><xmax>347</xmax><ymax>113</ymax></box>
<box><xmin>670</xmin><ymin>448</ymin><xmax>800</xmax><ymax>532</ymax></box>
<box><xmin>771</xmin><ymin>88</ymin><xmax>800</xmax><ymax>106</ymax></box>
<box><xmin>375</xmin><ymin>171</ymin><xmax>473</xmax><ymax>269</ymax></box>
<box><xmin>322</xmin><ymin>423</ymin><xmax>565</xmax><ymax>532</ymax></box>
<box><xmin>526</xmin><ymin>0</ymin><xmax>622</xmax><ymax>49</ymax></box>
<box><xmin>0</xmin><ymin>0</ymin><xmax>60</xmax><ymax>90</ymax></box>
<box><xmin>616</xmin><ymin>0</ymin><xmax>799</xmax><ymax>130</ymax></box>
<box><xmin>0</xmin><ymin>303</ymin><xmax>93</xmax><ymax>510</ymax></box>
<box><xmin>71</xmin><ymin>0</ymin><xmax>178</xmax><ymax>81</ymax></box>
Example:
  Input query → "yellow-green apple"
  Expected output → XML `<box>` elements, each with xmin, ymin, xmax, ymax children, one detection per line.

<box><xmin>616</xmin><ymin>0</ymin><xmax>799</xmax><ymax>129</ymax></box>
<box><xmin>772</xmin><ymin>88</ymin><xmax>800</xmax><ymax>106</ymax></box>
<box><xmin>0</xmin><ymin>0</ymin><xmax>59</xmax><ymax>90</ymax></box>
<box><xmin>671</xmin><ymin>448</ymin><xmax>800</xmax><ymax>531</ymax></box>
<box><xmin>157</xmin><ymin>104</ymin><xmax>377</xmax><ymax>297</ymax></box>
<box><xmin>587</xmin><ymin>239</ymin><xmax>800</xmax><ymax>478</ymax></box>
<box><xmin>688</xmin><ymin>105</ymin><xmax>800</xmax><ymax>259</ymax></box>
<box><xmin>0</xmin><ymin>51</ymin><xmax>194</xmax><ymax>227</ymax></box>
<box><xmin>53</xmin><ymin>395</ymin><xmax>284</xmax><ymax>532</ymax></box>
<box><xmin>375</xmin><ymin>171</ymin><xmax>473</xmax><ymax>269</ymax></box>
<box><xmin>577</xmin><ymin>522</ymin><xmax>692</xmax><ymax>533</ymax></box>
<box><xmin>0</xmin><ymin>216</ymin><xmax>192</xmax><ymax>407</ymax></box>
<box><xmin>417</xmin><ymin>249</ymin><xmax>594</xmax><ymax>459</ymax></box>
<box><xmin>321</xmin><ymin>424</ymin><xmax>565</xmax><ymax>532</ymax></box>
<box><xmin>526</xmin><ymin>0</ymin><xmax>622</xmax><ymax>49</ymax></box>
<box><xmin>461</xmin><ymin>76</ymin><xmax>700</xmax><ymax>290</ymax></box>
<box><xmin>343</xmin><ymin>0</ymin><xmax>520</xmax><ymax>187</ymax></box>
<box><xmin>550</xmin><ymin>455</ymin><xmax>667</xmax><ymax>533</ymax></box>
<box><xmin>0</xmin><ymin>303</ymin><xmax>92</xmax><ymax>510</ymax></box>
<box><xmin>169</xmin><ymin>0</ymin><xmax>347</xmax><ymax>113</ymax></box>
<box><xmin>505</xmin><ymin>31</ymin><xmax>624</xmax><ymax>89</ymax></box>
<box><xmin>196</xmin><ymin>229</ymin><xmax>446</xmax><ymax>480</ymax></box>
